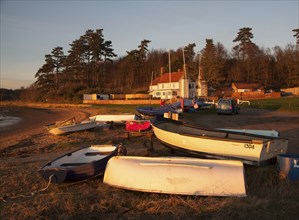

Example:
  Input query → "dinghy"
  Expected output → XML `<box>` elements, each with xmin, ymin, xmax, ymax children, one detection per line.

<box><xmin>103</xmin><ymin>156</ymin><xmax>246</xmax><ymax>197</ymax></box>
<box><xmin>125</xmin><ymin>120</ymin><xmax>151</xmax><ymax>132</ymax></box>
<box><xmin>39</xmin><ymin>144</ymin><xmax>125</xmax><ymax>183</ymax></box>
<box><xmin>49</xmin><ymin>120</ymin><xmax>97</xmax><ymax>135</ymax></box>
<box><xmin>44</xmin><ymin>117</ymin><xmax>75</xmax><ymax>130</ymax></box>
<box><xmin>89</xmin><ymin>114</ymin><xmax>135</xmax><ymax>124</ymax></box>
<box><xmin>152</xmin><ymin>118</ymin><xmax>288</xmax><ymax>166</ymax></box>
<box><xmin>136</xmin><ymin>106</ymin><xmax>179</xmax><ymax>116</ymax></box>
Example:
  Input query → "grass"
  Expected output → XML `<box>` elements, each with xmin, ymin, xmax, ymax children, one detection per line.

<box><xmin>249</xmin><ymin>97</ymin><xmax>299</xmax><ymax>111</ymax></box>
<box><xmin>1</xmin><ymin>132</ymin><xmax>298</xmax><ymax>219</ymax></box>
<box><xmin>1</xmin><ymin>100</ymin><xmax>299</xmax><ymax>219</ymax></box>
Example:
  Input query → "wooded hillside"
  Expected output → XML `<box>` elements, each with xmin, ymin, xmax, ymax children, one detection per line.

<box><xmin>2</xmin><ymin>28</ymin><xmax>298</xmax><ymax>103</ymax></box>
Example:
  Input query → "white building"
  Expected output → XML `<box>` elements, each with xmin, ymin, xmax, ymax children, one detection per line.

<box><xmin>196</xmin><ymin>66</ymin><xmax>208</xmax><ymax>97</ymax></box>
<box><xmin>149</xmin><ymin>71</ymin><xmax>198</xmax><ymax>100</ymax></box>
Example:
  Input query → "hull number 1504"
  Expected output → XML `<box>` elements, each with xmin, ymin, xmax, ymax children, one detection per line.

<box><xmin>244</xmin><ymin>144</ymin><xmax>255</xmax><ymax>149</ymax></box>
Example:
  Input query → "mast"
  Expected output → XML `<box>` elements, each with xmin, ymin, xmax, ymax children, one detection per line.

<box><xmin>182</xmin><ymin>49</ymin><xmax>187</xmax><ymax>79</ymax></box>
<box><xmin>168</xmin><ymin>50</ymin><xmax>171</xmax><ymax>83</ymax></box>
<box><xmin>198</xmin><ymin>53</ymin><xmax>202</xmax><ymax>80</ymax></box>
<box><xmin>169</xmin><ymin>50</ymin><xmax>172</xmax><ymax>98</ymax></box>
<box><xmin>181</xmin><ymin>48</ymin><xmax>189</xmax><ymax>98</ymax></box>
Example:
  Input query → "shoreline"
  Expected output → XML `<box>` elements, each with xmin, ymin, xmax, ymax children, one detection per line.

<box><xmin>0</xmin><ymin>104</ymin><xmax>298</xmax><ymax>154</ymax></box>
<box><xmin>0</xmin><ymin>105</ymin><xmax>98</xmax><ymax>144</ymax></box>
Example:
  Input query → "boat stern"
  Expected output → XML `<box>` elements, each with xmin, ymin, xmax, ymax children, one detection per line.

<box><xmin>259</xmin><ymin>138</ymin><xmax>288</xmax><ymax>163</ymax></box>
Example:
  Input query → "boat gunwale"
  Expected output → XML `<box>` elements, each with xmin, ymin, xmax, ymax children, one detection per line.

<box><xmin>152</xmin><ymin>121</ymin><xmax>266</xmax><ymax>144</ymax></box>
<box><xmin>152</xmin><ymin>118</ymin><xmax>287</xmax><ymax>142</ymax></box>
<box><xmin>40</xmin><ymin>144</ymin><xmax>117</xmax><ymax>169</ymax></box>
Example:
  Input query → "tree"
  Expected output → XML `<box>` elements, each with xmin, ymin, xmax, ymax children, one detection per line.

<box><xmin>274</xmin><ymin>44</ymin><xmax>299</xmax><ymax>87</ymax></box>
<box><xmin>125</xmin><ymin>39</ymin><xmax>151</xmax><ymax>87</ymax></box>
<box><xmin>232</xmin><ymin>27</ymin><xmax>260</xmax><ymax>82</ymax></box>
<box><xmin>292</xmin><ymin>28</ymin><xmax>299</xmax><ymax>46</ymax></box>
<box><xmin>64</xmin><ymin>29</ymin><xmax>117</xmax><ymax>89</ymax></box>
<box><xmin>183</xmin><ymin>43</ymin><xmax>197</xmax><ymax>80</ymax></box>
<box><xmin>35</xmin><ymin>54</ymin><xmax>56</xmax><ymax>93</ymax></box>
<box><xmin>200</xmin><ymin>39</ymin><xmax>226</xmax><ymax>87</ymax></box>
<box><xmin>66</xmin><ymin>37</ymin><xmax>89</xmax><ymax>84</ymax></box>
<box><xmin>51</xmin><ymin>46</ymin><xmax>66</xmax><ymax>87</ymax></box>
<box><xmin>138</xmin><ymin>39</ymin><xmax>151</xmax><ymax>62</ymax></box>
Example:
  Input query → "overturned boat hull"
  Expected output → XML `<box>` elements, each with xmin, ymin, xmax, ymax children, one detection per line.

<box><xmin>104</xmin><ymin>156</ymin><xmax>246</xmax><ymax>197</ymax></box>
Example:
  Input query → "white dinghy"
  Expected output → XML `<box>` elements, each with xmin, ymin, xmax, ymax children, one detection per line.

<box><xmin>152</xmin><ymin>119</ymin><xmax>288</xmax><ymax>166</ymax></box>
<box><xmin>103</xmin><ymin>156</ymin><xmax>247</xmax><ymax>197</ymax></box>
<box><xmin>49</xmin><ymin>120</ymin><xmax>97</xmax><ymax>135</ymax></box>
<box><xmin>89</xmin><ymin>114</ymin><xmax>136</xmax><ymax>124</ymax></box>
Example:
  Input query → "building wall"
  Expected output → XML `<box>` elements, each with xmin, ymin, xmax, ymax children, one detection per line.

<box><xmin>231</xmin><ymin>91</ymin><xmax>281</xmax><ymax>100</ymax></box>
<box><xmin>151</xmin><ymin>82</ymin><xmax>180</xmax><ymax>99</ymax></box>
<box><xmin>83</xmin><ymin>99</ymin><xmax>161</xmax><ymax>105</ymax></box>
<box><xmin>196</xmin><ymin>80</ymin><xmax>208</xmax><ymax>97</ymax></box>
<box><xmin>281</xmin><ymin>87</ymin><xmax>299</xmax><ymax>95</ymax></box>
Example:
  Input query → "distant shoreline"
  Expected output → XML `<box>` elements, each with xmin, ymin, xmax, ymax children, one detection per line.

<box><xmin>0</xmin><ymin>101</ymin><xmax>92</xmax><ymax>108</ymax></box>
<box><xmin>0</xmin><ymin>105</ymin><xmax>98</xmax><ymax>145</ymax></box>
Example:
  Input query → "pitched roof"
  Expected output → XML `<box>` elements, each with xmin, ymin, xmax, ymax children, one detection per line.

<box><xmin>151</xmin><ymin>71</ymin><xmax>184</xmax><ymax>86</ymax></box>
<box><xmin>232</xmin><ymin>83</ymin><xmax>264</xmax><ymax>90</ymax></box>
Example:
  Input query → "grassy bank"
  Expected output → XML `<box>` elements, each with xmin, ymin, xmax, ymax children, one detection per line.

<box><xmin>249</xmin><ymin>97</ymin><xmax>299</xmax><ymax>111</ymax></box>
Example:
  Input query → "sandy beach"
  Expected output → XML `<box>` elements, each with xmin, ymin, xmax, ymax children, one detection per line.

<box><xmin>0</xmin><ymin>105</ymin><xmax>98</xmax><ymax>149</ymax></box>
<box><xmin>1</xmin><ymin>104</ymin><xmax>298</xmax><ymax>219</ymax></box>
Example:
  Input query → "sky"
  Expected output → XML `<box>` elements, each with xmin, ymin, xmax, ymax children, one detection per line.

<box><xmin>1</xmin><ymin>0</ymin><xmax>298</xmax><ymax>90</ymax></box>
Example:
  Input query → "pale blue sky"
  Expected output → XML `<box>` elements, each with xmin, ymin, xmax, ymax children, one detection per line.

<box><xmin>1</xmin><ymin>0</ymin><xmax>298</xmax><ymax>89</ymax></box>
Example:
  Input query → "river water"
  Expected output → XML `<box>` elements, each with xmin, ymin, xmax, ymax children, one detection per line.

<box><xmin>0</xmin><ymin>110</ymin><xmax>22</xmax><ymax>128</ymax></box>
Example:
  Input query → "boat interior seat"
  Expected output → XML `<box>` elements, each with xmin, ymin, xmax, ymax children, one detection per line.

<box><xmin>177</xmin><ymin>125</ymin><xmax>228</xmax><ymax>138</ymax></box>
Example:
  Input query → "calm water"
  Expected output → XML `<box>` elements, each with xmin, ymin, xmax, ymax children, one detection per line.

<box><xmin>0</xmin><ymin>110</ymin><xmax>22</xmax><ymax>128</ymax></box>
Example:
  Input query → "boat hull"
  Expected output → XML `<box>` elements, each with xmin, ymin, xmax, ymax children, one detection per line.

<box><xmin>104</xmin><ymin>156</ymin><xmax>246</xmax><ymax>197</ymax></box>
<box><xmin>89</xmin><ymin>115</ymin><xmax>135</xmax><ymax>124</ymax></box>
<box><xmin>136</xmin><ymin>106</ymin><xmax>178</xmax><ymax>116</ymax></box>
<box><xmin>39</xmin><ymin>144</ymin><xmax>119</xmax><ymax>183</ymax></box>
<box><xmin>152</xmin><ymin>119</ymin><xmax>288</xmax><ymax>166</ymax></box>
<box><xmin>49</xmin><ymin>121</ymin><xmax>97</xmax><ymax>135</ymax></box>
<box><xmin>125</xmin><ymin>120</ymin><xmax>151</xmax><ymax>132</ymax></box>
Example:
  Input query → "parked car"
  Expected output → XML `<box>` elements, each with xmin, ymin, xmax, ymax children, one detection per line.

<box><xmin>216</xmin><ymin>98</ymin><xmax>240</xmax><ymax>115</ymax></box>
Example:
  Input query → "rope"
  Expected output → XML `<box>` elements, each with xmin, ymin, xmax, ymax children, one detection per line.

<box><xmin>0</xmin><ymin>174</ymin><xmax>53</xmax><ymax>204</ymax></box>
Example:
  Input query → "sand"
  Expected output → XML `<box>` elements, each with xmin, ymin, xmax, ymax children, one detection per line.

<box><xmin>0</xmin><ymin>106</ymin><xmax>99</xmax><ymax>150</ymax></box>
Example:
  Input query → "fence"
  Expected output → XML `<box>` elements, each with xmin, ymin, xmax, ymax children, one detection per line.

<box><xmin>83</xmin><ymin>99</ymin><xmax>161</xmax><ymax>105</ymax></box>
<box><xmin>231</xmin><ymin>91</ymin><xmax>281</xmax><ymax>100</ymax></box>
<box><xmin>281</xmin><ymin>87</ymin><xmax>299</xmax><ymax>96</ymax></box>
